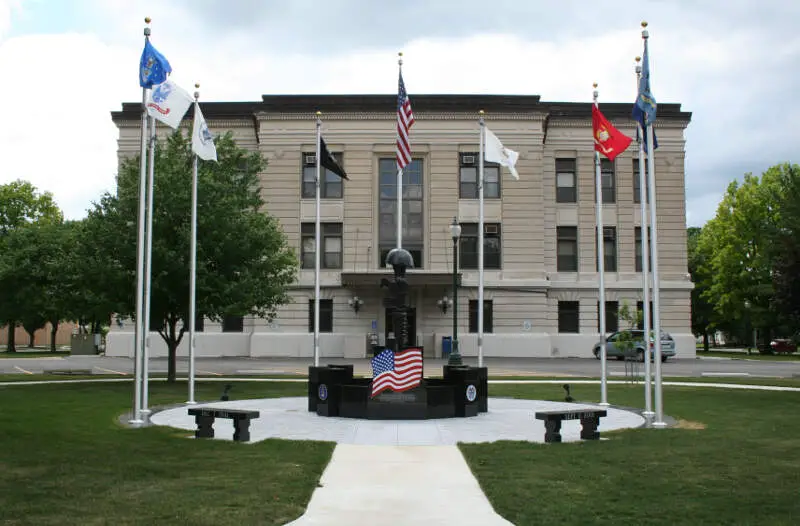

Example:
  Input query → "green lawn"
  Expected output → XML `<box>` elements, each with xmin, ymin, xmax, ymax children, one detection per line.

<box><xmin>461</xmin><ymin>383</ymin><xmax>800</xmax><ymax>525</ymax></box>
<box><xmin>0</xmin><ymin>381</ymin><xmax>332</xmax><ymax>525</ymax></box>
<box><xmin>3</xmin><ymin>379</ymin><xmax>800</xmax><ymax>525</ymax></box>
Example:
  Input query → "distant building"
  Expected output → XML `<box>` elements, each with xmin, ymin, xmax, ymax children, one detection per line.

<box><xmin>0</xmin><ymin>322</ymin><xmax>76</xmax><ymax>348</ymax></box>
<box><xmin>107</xmin><ymin>94</ymin><xmax>693</xmax><ymax>359</ymax></box>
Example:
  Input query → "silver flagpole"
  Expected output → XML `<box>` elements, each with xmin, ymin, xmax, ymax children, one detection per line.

<box><xmin>396</xmin><ymin>54</ymin><xmax>404</xmax><ymax>250</ymax></box>
<box><xmin>187</xmin><ymin>86</ymin><xmax>201</xmax><ymax>405</ymax></box>
<box><xmin>130</xmin><ymin>19</ymin><xmax>151</xmax><ymax>426</ymax></box>
<box><xmin>635</xmin><ymin>56</ymin><xmax>654</xmax><ymax>417</ymax></box>
<box><xmin>593</xmin><ymin>85</ymin><xmax>609</xmax><ymax>407</ymax></box>
<box><xmin>642</xmin><ymin>24</ymin><xmax>666</xmax><ymax>427</ymax></box>
<box><xmin>313</xmin><ymin>112</ymin><xmax>322</xmax><ymax>367</ymax></box>
<box><xmin>141</xmin><ymin>113</ymin><xmax>156</xmax><ymax>417</ymax></box>
<box><xmin>478</xmin><ymin>110</ymin><xmax>485</xmax><ymax>368</ymax></box>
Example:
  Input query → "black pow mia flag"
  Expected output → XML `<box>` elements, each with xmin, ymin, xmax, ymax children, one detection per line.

<box><xmin>319</xmin><ymin>136</ymin><xmax>349</xmax><ymax>180</ymax></box>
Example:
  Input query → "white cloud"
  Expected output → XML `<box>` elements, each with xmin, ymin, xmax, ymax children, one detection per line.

<box><xmin>0</xmin><ymin>32</ymin><xmax>131</xmax><ymax>219</ymax></box>
<box><xmin>0</xmin><ymin>1</ymin><xmax>797</xmax><ymax>225</ymax></box>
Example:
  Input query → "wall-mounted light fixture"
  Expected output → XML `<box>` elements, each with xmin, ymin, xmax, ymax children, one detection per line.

<box><xmin>437</xmin><ymin>295</ymin><xmax>453</xmax><ymax>314</ymax></box>
<box><xmin>348</xmin><ymin>296</ymin><xmax>364</xmax><ymax>313</ymax></box>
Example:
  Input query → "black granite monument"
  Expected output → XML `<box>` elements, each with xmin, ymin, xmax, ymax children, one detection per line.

<box><xmin>308</xmin><ymin>248</ymin><xmax>488</xmax><ymax>420</ymax></box>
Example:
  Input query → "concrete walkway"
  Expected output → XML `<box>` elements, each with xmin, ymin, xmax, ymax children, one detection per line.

<box><xmin>149</xmin><ymin>397</ymin><xmax>644</xmax><ymax>445</ymax></box>
<box><xmin>285</xmin><ymin>444</ymin><xmax>513</xmax><ymax>526</ymax></box>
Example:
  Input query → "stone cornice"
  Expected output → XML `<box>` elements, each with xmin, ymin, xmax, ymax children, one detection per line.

<box><xmin>548</xmin><ymin>118</ymin><xmax>690</xmax><ymax>129</ymax></box>
<box><xmin>254</xmin><ymin>111</ymin><xmax>548</xmax><ymax>122</ymax></box>
<box><xmin>115</xmin><ymin>119</ymin><xmax>256</xmax><ymax>129</ymax></box>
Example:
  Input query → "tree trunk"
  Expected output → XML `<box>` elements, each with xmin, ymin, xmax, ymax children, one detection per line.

<box><xmin>28</xmin><ymin>329</ymin><xmax>35</xmax><ymax>348</ymax></box>
<box><xmin>703</xmin><ymin>331</ymin><xmax>709</xmax><ymax>352</ymax></box>
<box><xmin>167</xmin><ymin>317</ymin><xmax>178</xmax><ymax>383</ymax></box>
<box><xmin>7</xmin><ymin>323</ymin><xmax>16</xmax><ymax>352</ymax></box>
<box><xmin>50</xmin><ymin>320</ymin><xmax>59</xmax><ymax>352</ymax></box>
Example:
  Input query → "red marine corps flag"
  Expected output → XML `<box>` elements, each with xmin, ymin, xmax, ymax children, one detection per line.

<box><xmin>592</xmin><ymin>104</ymin><xmax>632</xmax><ymax>161</ymax></box>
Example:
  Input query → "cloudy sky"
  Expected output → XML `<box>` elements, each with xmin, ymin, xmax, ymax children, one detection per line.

<box><xmin>0</xmin><ymin>0</ymin><xmax>797</xmax><ymax>227</ymax></box>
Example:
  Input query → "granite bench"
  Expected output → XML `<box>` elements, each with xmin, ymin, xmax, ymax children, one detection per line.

<box><xmin>535</xmin><ymin>408</ymin><xmax>607</xmax><ymax>443</ymax></box>
<box><xmin>187</xmin><ymin>407</ymin><xmax>260</xmax><ymax>442</ymax></box>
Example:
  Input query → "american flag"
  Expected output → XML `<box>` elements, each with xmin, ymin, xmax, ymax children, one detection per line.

<box><xmin>370</xmin><ymin>347</ymin><xmax>423</xmax><ymax>397</ymax></box>
<box><xmin>396</xmin><ymin>70</ymin><xmax>415</xmax><ymax>169</ymax></box>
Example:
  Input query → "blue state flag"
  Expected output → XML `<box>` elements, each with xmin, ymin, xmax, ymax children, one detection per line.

<box><xmin>632</xmin><ymin>38</ymin><xmax>658</xmax><ymax>151</ymax></box>
<box><xmin>139</xmin><ymin>39</ymin><xmax>172</xmax><ymax>88</ymax></box>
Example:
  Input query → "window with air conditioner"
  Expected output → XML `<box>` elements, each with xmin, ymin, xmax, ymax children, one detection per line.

<box><xmin>458</xmin><ymin>223</ymin><xmax>501</xmax><ymax>270</ymax></box>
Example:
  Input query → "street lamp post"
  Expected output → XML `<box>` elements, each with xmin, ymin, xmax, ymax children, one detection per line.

<box><xmin>448</xmin><ymin>217</ymin><xmax>462</xmax><ymax>366</ymax></box>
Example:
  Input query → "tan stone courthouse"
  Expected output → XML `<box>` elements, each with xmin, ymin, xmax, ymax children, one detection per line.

<box><xmin>107</xmin><ymin>94</ymin><xmax>694</xmax><ymax>360</ymax></box>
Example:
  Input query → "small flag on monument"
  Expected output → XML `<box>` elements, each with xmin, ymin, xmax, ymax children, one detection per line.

<box><xmin>592</xmin><ymin>104</ymin><xmax>632</xmax><ymax>161</ymax></box>
<box><xmin>370</xmin><ymin>348</ymin><xmax>423</xmax><ymax>397</ymax></box>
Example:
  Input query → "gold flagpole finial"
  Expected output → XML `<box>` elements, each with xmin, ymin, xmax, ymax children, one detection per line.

<box><xmin>478</xmin><ymin>109</ymin><xmax>485</xmax><ymax>115</ymax></box>
<box><xmin>398</xmin><ymin>52</ymin><xmax>403</xmax><ymax>67</ymax></box>
<box><xmin>593</xmin><ymin>82</ymin><xmax>598</xmax><ymax>88</ymax></box>
<box><xmin>316</xmin><ymin>111</ymin><xmax>322</xmax><ymax>116</ymax></box>
<box><xmin>194</xmin><ymin>83</ymin><xmax>200</xmax><ymax>100</ymax></box>
<box><xmin>145</xmin><ymin>17</ymin><xmax>151</xmax><ymax>24</ymax></box>
<box><xmin>635</xmin><ymin>56</ymin><xmax>641</xmax><ymax>63</ymax></box>
<box><xmin>641</xmin><ymin>21</ymin><xmax>648</xmax><ymax>28</ymax></box>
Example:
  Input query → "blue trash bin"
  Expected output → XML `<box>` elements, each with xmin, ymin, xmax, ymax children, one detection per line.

<box><xmin>442</xmin><ymin>336</ymin><xmax>452</xmax><ymax>358</ymax></box>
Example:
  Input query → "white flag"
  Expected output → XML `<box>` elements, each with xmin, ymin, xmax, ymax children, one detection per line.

<box><xmin>192</xmin><ymin>103</ymin><xmax>217</xmax><ymax>162</ymax></box>
<box><xmin>484</xmin><ymin>127</ymin><xmax>519</xmax><ymax>180</ymax></box>
<box><xmin>146</xmin><ymin>79</ymin><xmax>193</xmax><ymax>129</ymax></box>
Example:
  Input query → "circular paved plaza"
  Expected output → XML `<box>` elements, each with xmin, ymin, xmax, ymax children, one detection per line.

<box><xmin>150</xmin><ymin>396</ymin><xmax>646</xmax><ymax>445</ymax></box>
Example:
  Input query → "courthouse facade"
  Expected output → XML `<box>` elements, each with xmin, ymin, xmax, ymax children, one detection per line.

<box><xmin>107</xmin><ymin>94</ymin><xmax>694</xmax><ymax>360</ymax></box>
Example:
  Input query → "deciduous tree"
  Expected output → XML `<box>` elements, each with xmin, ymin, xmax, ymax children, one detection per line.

<box><xmin>0</xmin><ymin>181</ymin><xmax>62</xmax><ymax>352</ymax></box>
<box><xmin>86</xmin><ymin>131</ymin><xmax>298</xmax><ymax>381</ymax></box>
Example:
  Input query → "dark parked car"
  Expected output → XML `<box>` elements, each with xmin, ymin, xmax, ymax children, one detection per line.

<box><xmin>769</xmin><ymin>339</ymin><xmax>797</xmax><ymax>354</ymax></box>
<box><xmin>592</xmin><ymin>329</ymin><xmax>676</xmax><ymax>362</ymax></box>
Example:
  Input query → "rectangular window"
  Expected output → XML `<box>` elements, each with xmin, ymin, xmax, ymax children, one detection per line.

<box><xmin>556</xmin><ymin>158</ymin><xmax>577</xmax><ymax>203</ymax></box>
<box><xmin>632</xmin><ymin>159</ymin><xmax>650</xmax><ymax>203</ymax></box>
<box><xmin>599</xmin><ymin>159</ymin><xmax>616</xmax><ymax>204</ymax></box>
<box><xmin>458</xmin><ymin>153</ymin><xmax>500</xmax><ymax>199</ymax></box>
<box><xmin>378</xmin><ymin>158</ymin><xmax>424</xmax><ymax>268</ymax></box>
<box><xmin>301</xmin><ymin>152</ymin><xmax>344</xmax><ymax>199</ymax></box>
<box><xmin>595</xmin><ymin>226</ymin><xmax>617</xmax><ymax>272</ymax></box>
<box><xmin>597</xmin><ymin>301</ymin><xmax>619</xmax><ymax>333</ymax></box>
<box><xmin>308</xmin><ymin>299</ymin><xmax>333</xmax><ymax>333</ymax></box>
<box><xmin>636</xmin><ymin>301</ymin><xmax>654</xmax><ymax>330</ymax></box>
<box><xmin>459</xmin><ymin>223</ymin><xmax>501</xmax><ymax>270</ymax></box>
<box><xmin>468</xmin><ymin>300</ymin><xmax>493</xmax><ymax>333</ymax></box>
<box><xmin>222</xmin><ymin>315</ymin><xmax>244</xmax><ymax>333</ymax></box>
<box><xmin>558</xmin><ymin>301</ymin><xmax>580</xmax><ymax>333</ymax></box>
<box><xmin>301</xmin><ymin>222</ymin><xmax>343</xmax><ymax>269</ymax></box>
<box><xmin>459</xmin><ymin>153</ymin><xmax>500</xmax><ymax>199</ymax></box>
<box><xmin>635</xmin><ymin>226</ymin><xmax>653</xmax><ymax>272</ymax></box>
<box><xmin>556</xmin><ymin>226</ymin><xmax>578</xmax><ymax>272</ymax></box>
